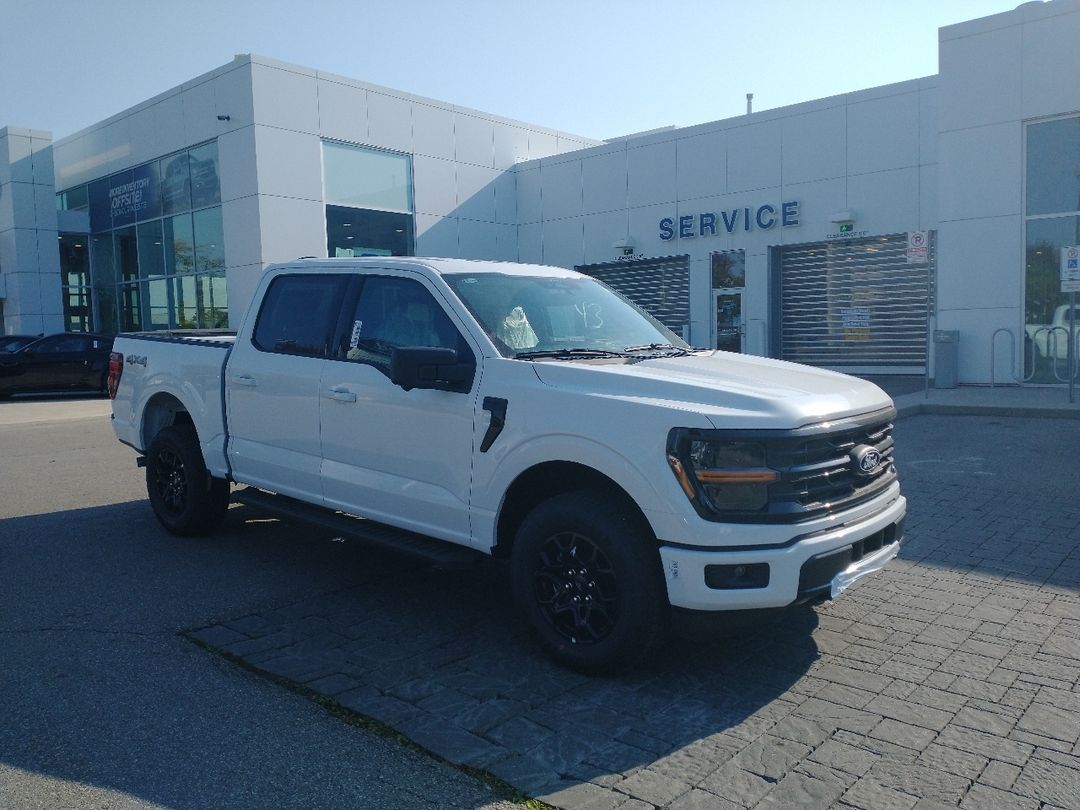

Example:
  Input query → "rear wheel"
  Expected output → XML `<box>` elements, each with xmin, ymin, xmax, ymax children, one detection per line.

<box><xmin>511</xmin><ymin>490</ymin><xmax>670</xmax><ymax>674</ymax></box>
<box><xmin>145</xmin><ymin>424</ymin><xmax>229</xmax><ymax>536</ymax></box>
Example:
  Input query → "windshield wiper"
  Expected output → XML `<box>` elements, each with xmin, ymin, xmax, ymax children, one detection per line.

<box><xmin>622</xmin><ymin>343</ymin><xmax>691</xmax><ymax>356</ymax></box>
<box><xmin>514</xmin><ymin>348</ymin><xmax>626</xmax><ymax>360</ymax></box>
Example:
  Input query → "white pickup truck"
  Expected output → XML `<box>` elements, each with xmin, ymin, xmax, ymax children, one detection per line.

<box><xmin>109</xmin><ymin>257</ymin><xmax>905</xmax><ymax>673</ymax></box>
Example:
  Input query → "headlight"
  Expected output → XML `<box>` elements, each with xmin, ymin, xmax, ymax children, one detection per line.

<box><xmin>668</xmin><ymin>434</ymin><xmax>778</xmax><ymax>513</ymax></box>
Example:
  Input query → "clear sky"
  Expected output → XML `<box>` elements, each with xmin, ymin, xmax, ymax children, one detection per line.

<box><xmin>0</xmin><ymin>0</ymin><xmax>1028</xmax><ymax>142</ymax></box>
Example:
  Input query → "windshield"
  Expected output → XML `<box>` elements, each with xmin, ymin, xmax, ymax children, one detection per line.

<box><xmin>445</xmin><ymin>272</ymin><xmax>687</xmax><ymax>358</ymax></box>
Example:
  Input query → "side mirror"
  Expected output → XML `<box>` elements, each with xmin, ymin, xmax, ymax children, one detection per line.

<box><xmin>390</xmin><ymin>346</ymin><xmax>473</xmax><ymax>392</ymax></box>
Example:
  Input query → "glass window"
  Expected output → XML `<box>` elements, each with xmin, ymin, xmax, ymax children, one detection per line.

<box><xmin>188</xmin><ymin>141</ymin><xmax>221</xmax><ymax>209</ymax></box>
<box><xmin>197</xmin><ymin>272</ymin><xmax>228</xmax><ymax>328</ymax></box>
<box><xmin>63</xmin><ymin>286</ymin><xmax>92</xmax><ymax>333</ymax></box>
<box><xmin>326</xmin><ymin>205</ymin><xmax>413</xmax><ymax>258</ymax></box>
<box><xmin>90</xmin><ymin>232</ymin><xmax>116</xmax><ymax>286</ymax></box>
<box><xmin>59</xmin><ymin>233</ymin><xmax>90</xmax><ymax>287</ymax></box>
<box><xmin>193</xmin><ymin>207</ymin><xmax>224</xmax><ymax>273</ymax></box>
<box><xmin>160</xmin><ymin>152</ymin><xmax>191</xmax><ymax>215</ymax></box>
<box><xmin>118</xmin><ymin>284</ymin><xmax>141</xmax><ymax>332</ymax></box>
<box><xmin>164</xmin><ymin>213</ymin><xmax>195</xmax><ymax>275</ymax></box>
<box><xmin>323</xmin><ymin>142</ymin><xmax>412</xmax><ymax>212</ymax></box>
<box><xmin>253</xmin><ymin>274</ymin><xmax>349</xmax><ymax>357</ymax></box>
<box><xmin>174</xmin><ymin>275</ymin><xmax>198</xmax><ymax>328</ymax></box>
<box><xmin>137</xmin><ymin>220</ymin><xmax>165</xmax><ymax>279</ymax></box>
<box><xmin>146</xmin><ymin>278</ymin><xmax>172</xmax><ymax>330</ymax></box>
<box><xmin>58</xmin><ymin>185</ymin><xmax>89</xmax><ymax>212</ymax></box>
<box><xmin>114</xmin><ymin>227</ymin><xmax>139</xmax><ymax>283</ymax></box>
<box><xmin>342</xmin><ymin>276</ymin><xmax>463</xmax><ymax>368</ymax></box>
<box><xmin>1024</xmin><ymin>215</ymin><xmax>1080</xmax><ymax>381</ymax></box>
<box><xmin>711</xmin><ymin>250</ymin><xmax>746</xmax><ymax>289</ymax></box>
<box><xmin>1026</xmin><ymin>117</ymin><xmax>1080</xmax><ymax>216</ymax></box>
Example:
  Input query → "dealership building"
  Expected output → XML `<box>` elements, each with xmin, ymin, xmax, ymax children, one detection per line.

<box><xmin>1</xmin><ymin>0</ymin><xmax>1079</xmax><ymax>385</ymax></box>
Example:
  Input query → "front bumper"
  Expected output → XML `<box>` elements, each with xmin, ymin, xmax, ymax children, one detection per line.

<box><xmin>659</xmin><ymin>493</ymin><xmax>906</xmax><ymax>611</ymax></box>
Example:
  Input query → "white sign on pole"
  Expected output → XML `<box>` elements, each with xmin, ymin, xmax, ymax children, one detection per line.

<box><xmin>1062</xmin><ymin>245</ymin><xmax>1080</xmax><ymax>293</ymax></box>
<box><xmin>906</xmin><ymin>231</ymin><xmax>929</xmax><ymax>264</ymax></box>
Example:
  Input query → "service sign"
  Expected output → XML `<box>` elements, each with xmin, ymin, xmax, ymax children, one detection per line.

<box><xmin>1062</xmin><ymin>246</ymin><xmax>1080</xmax><ymax>293</ymax></box>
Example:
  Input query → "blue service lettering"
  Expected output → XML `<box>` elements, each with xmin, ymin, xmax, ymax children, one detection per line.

<box><xmin>659</xmin><ymin>201</ymin><xmax>800</xmax><ymax>240</ymax></box>
<box><xmin>700</xmin><ymin>212</ymin><xmax>717</xmax><ymax>236</ymax></box>
<box><xmin>782</xmin><ymin>201</ymin><xmax>800</xmax><ymax>227</ymax></box>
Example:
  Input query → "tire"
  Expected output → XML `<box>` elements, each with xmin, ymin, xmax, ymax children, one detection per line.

<box><xmin>511</xmin><ymin>490</ymin><xmax>670</xmax><ymax>675</ymax></box>
<box><xmin>145</xmin><ymin>424</ymin><xmax>229</xmax><ymax>536</ymax></box>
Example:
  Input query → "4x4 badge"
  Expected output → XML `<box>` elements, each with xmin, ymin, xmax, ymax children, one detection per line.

<box><xmin>851</xmin><ymin>445</ymin><xmax>882</xmax><ymax>476</ymax></box>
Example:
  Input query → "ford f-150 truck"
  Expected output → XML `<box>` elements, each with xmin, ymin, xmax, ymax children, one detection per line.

<box><xmin>109</xmin><ymin>257</ymin><xmax>905</xmax><ymax>673</ymax></box>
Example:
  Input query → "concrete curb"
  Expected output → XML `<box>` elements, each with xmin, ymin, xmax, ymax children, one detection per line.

<box><xmin>894</xmin><ymin>399</ymin><xmax>1080</xmax><ymax>420</ymax></box>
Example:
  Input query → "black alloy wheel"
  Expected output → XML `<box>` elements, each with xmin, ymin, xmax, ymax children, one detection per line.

<box><xmin>152</xmin><ymin>444</ymin><xmax>189</xmax><ymax>516</ymax></box>
<box><xmin>532</xmin><ymin>531</ymin><xmax>619</xmax><ymax>646</ymax></box>
<box><xmin>512</xmin><ymin>490</ymin><xmax>670</xmax><ymax>674</ymax></box>
<box><xmin>145</xmin><ymin>424</ymin><xmax>229</xmax><ymax>536</ymax></box>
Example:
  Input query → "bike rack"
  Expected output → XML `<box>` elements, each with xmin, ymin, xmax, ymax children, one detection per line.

<box><xmin>990</xmin><ymin>328</ymin><xmax>1019</xmax><ymax>387</ymax></box>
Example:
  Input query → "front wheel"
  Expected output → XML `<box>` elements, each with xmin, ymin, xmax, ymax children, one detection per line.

<box><xmin>145</xmin><ymin>424</ymin><xmax>229</xmax><ymax>536</ymax></box>
<box><xmin>511</xmin><ymin>490</ymin><xmax>670</xmax><ymax>675</ymax></box>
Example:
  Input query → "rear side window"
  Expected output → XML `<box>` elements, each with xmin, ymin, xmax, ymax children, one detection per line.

<box><xmin>253</xmin><ymin>274</ymin><xmax>349</xmax><ymax>357</ymax></box>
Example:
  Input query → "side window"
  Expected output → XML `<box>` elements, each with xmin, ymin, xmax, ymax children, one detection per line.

<box><xmin>341</xmin><ymin>276</ymin><xmax>468</xmax><ymax>369</ymax></box>
<box><xmin>253</xmin><ymin>274</ymin><xmax>349</xmax><ymax>357</ymax></box>
<box><xmin>30</xmin><ymin>337</ymin><xmax>64</xmax><ymax>354</ymax></box>
<box><xmin>35</xmin><ymin>336</ymin><xmax>88</xmax><ymax>353</ymax></box>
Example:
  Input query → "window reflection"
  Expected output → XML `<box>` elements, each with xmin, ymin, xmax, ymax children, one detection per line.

<box><xmin>1024</xmin><ymin>115</ymin><xmax>1080</xmax><ymax>384</ymax></box>
<box><xmin>188</xmin><ymin>142</ymin><xmax>221</xmax><ymax>209</ymax></box>
<box><xmin>323</xmin><ymin>142</ymin><xmax>412</xmax><ymax>211</ymax></box>
<box><xmin>1026</xmin><ymin>118</ymin><xmax>1080</xmax><ymax>217</ymax></box>
<box><xmin>193</xmin><ymin>207</ymin><xmax>225</xmax><ymax>273</ymax></box>
<box><xmin>59</xmin><ymin>139</ymin><xmax>227</xmax><ymax>333</ymax></box>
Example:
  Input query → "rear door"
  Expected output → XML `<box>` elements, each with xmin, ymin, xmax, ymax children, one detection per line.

<box><xmin>226</xmin><ymin>272</ymin><xmax>350</xmax><ymax>504</ymax></box>
<box><xmin>319</xmin><ymin>271</ymin><xmax>481</xmax><ymax>546</ymax></box>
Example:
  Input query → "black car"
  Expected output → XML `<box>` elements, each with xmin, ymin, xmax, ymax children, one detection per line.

<box><xmin>0</xmin><ymin>332</ymin><xmax>115</xmax><ymax>398</ymax></box>
<box><xmin>0</xmin><ymin>335</ymin><xmax>40</xmax><ymax>353</ymax></box>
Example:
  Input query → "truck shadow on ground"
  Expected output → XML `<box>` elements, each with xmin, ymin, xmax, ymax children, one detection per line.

<box><xmin>186</xmin><ymin>503</ymin><xmax>824</xmax><ymax>799</ymax></box>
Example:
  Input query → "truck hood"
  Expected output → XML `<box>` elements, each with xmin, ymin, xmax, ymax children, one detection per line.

<box><xmin>530</xmin><ymin>351</ymin><xmax>894</xmax><ymax>428</ymax></box>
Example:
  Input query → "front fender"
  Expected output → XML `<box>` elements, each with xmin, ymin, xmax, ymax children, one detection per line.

<box><xmin>471</xmin><ymin>432</ymin><xmax>695</xmax><ymax>550</ymax></box>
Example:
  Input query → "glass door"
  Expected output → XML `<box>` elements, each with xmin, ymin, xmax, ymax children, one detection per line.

<box><xmin>713</xmin><ymin>291</ymin><xmax>743</xmax><ymax>352</ymax></box>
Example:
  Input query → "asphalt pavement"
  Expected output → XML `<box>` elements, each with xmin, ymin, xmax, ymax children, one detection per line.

<box><xmin>0</xmin><ymin>397</ymin><xmax>519</xmax><ymax>810</ymax></box>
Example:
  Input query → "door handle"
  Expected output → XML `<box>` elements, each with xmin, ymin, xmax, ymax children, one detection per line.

<box><xmin>231</xmin><ymin>375</ymin><xmax>257</xmax><ymax>387</ymax></box>
<box><xmin>325</xmin><ymin>387</ymin><xmax>357</xmax><ymax>403</ymax></box>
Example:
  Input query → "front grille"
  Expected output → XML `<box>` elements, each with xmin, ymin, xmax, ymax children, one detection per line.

<box><xmin>768</xmin><ymin>417</ymin><xmax>897</xmax><ymax>518</ymax></box>
<box><xmin>668</xmin><ymin>407</ymin><xmax>900</xmax><ymax>524</ymax></box>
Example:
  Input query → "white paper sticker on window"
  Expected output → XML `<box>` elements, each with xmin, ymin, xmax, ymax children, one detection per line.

<box><xmin>349</xmin><ymin>320</ymin><xmax>363</xmax><ymax>349</ymax></box>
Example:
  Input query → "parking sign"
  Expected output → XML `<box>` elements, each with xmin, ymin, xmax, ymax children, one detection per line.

<box><xmin>1063</xmin><ymin>246</ymin><xmax>1080</xmax><ymax>293</ymax></box>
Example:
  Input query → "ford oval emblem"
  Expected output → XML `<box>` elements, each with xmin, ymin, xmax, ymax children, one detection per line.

<box><xmin>851</xmin><ymin>445</ymin><xmax>882</xmax><ymax>477</ymax></box>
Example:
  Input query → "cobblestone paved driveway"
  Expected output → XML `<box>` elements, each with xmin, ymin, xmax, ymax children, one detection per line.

<box><xmin>190</xmin><ymin>416</ymin><xmax>1080</xmax><ymax>809</ymax></box>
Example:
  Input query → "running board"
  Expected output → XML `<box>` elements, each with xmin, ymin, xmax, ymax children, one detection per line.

<box><xmin>233</xmin><ymin>488</ymin><xmax>482</xmax><ymax>570</ymax></box>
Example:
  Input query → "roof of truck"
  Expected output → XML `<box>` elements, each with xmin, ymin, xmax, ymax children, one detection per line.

<box><xmin>275</xmin><ymin>256</ymin><xmax>583</xmax><ymax>278</ymax></box>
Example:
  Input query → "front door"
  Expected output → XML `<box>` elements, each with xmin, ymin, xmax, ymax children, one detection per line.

<box><xmin>713</xmin><ymin>291</ymin><xmax>743</xmax><ymax>352</ymax></box>
<box><xmin>318</xmin><ymin>272</ymin><xmax>480</xmax><ymax>547</ymax></box>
